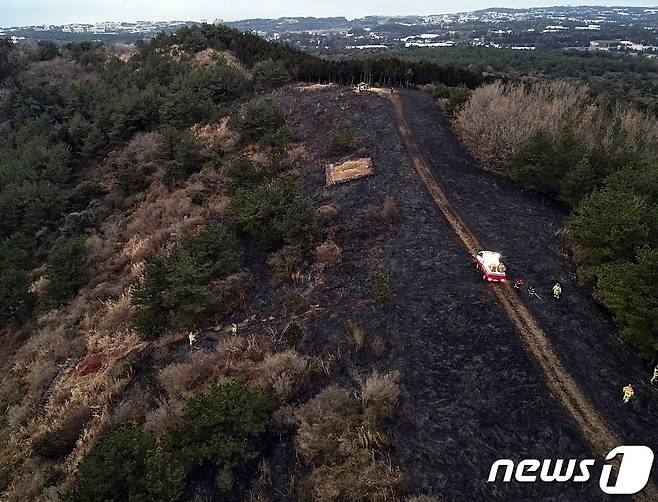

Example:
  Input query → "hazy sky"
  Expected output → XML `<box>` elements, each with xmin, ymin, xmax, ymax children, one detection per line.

<box><xmin>2</xmin><ymin>1</ymin><xmax>658</xmax><ymax>26</ymax></box>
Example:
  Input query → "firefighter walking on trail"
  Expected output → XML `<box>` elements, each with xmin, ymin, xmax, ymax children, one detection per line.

<box><xmin>552</xmin><ymin>283</ymin><xmax>562</xmax><ymax>300</ymax></box>
<box><xmin>652</xmin><ymin>365</ymin><xmax>658</xmax><ymax>385</ymax></box>
<box><xmin>623</xmin><ymin>384</ymin><xmax>635</xmax><ymax>404</ymax></box>
<box><xmin>188</xmin><ymin>332</ymin><xmax>197</xmax><ymax>347</ymax></box>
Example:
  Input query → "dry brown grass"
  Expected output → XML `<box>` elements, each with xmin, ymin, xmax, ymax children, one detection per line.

<box><xmin>359</xmin><ymin>371</ymin><xmax>400</xmax><ymax>422</ymax></box>
<box><xmin>293</xmin><ymin>373</ymin><xmax>404</xmax><ymax>501</ymax></box>
<box><xmin>192</xmin><ymin>119</ymin><xmax>241</xmax><ymax>155</ymax></box>
<box><xmin>314</xmin><ymin>240</ymin><xmax>343</xmax><ymax>269</ymax></box>
<box><xmin>381</xmin><ymin>197</ymin><xmax>400</xmax><ymax>225</ymax></box>
<box><xmin>267</xmin><ymin>246</ymin><xmax>305</xmax><ymax>286</ymax></box>
<box><xmin>144</xmin><ymin>397</ymin><xmax>185</xmax><ymax>439</ymax></box>
<box><xmin>371</xmin><ymin>336</ymin><xmax>386</xmax><ymax>358</ymax></box>
<box><xmin>318</xmin><ymin>204</ymin><xmax>340</xmax><ymax>221</ymax></box>
<box><xmin>297</xmin><ymin>448</ymin><xmax>405</xmax><ymax>502</ymax></box>
<box><xmin>252</xmin><ymin>351</ymin><xmax>310</xmax><ymax>402</ymax></box>
<box><xmin>294</xmin><ymin>386</ymin><xmax>361</xmax><ymax>465</ymax></box>
<box><xmin>345</xmin><ymin>320</ymin><xmax>366</xmax><ymax>352</ymax></box>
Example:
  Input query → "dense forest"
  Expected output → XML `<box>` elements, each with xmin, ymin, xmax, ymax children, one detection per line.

<box><xmin>353</xmin><ymin>46</ymin><xmax>658</xmax><ymax>112</ymax></box>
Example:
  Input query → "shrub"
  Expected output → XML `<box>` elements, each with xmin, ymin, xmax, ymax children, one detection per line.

<box><xmin>568</xmin><ymin>188</ymin><xmax>650</xmax><ymax>280</ymax></box>
<box><xmin>330</xmin><ymin>128</ymin><xmax>360</xmax><ymax>154</ymax></box>
<box><xmin>230</xmin><ymin>176</ymin><xmax>323</xmax><ymax>251</ymax></box>
<box><xmin>0</xmin><ymin>267</ymin><xmax>34</xmax><ymax>322</ymax></box>
<box><xmin>260</xmin><ymin>126</ymin><xmax>293</xmax><ymax>154</ymax></box>
<box><xmin>226</xmin><ymin>156</ymin><xmax>264</xmax><ymax>193</ymax></box>
<box><xmin>314</xmin><ymin>240</ymin><xmax>342</xmax><ymax>269</ymax></box>
<box><xmin>595</xmin><ymin>247</ymin><xmax>658</xmax><ymax>358</ymax></box>
<box><xmin>237</xmin><ymin>99</ymin><xmax>286</xmax><ymax>142</ymax></box>
<box><xmin>372</xmin><ymin>272</ymin><xmax>392</xmax><ymax>303</ymax></box>
<box><xmin>166</xmin><ymin>382</ymin><xmax>272</xmax><ymax>474</ymax></box>
<box><xmin>161</xmin><ymin>130</ymin><xmax>203</xmax><ymax>186</ymax></box>
<box><xmin>144</xmin><ymin>445</ymin><xmax>187</xmax><ymax>502</ymax></box>
<box><xmin>345</xmin><ymin>320</ymin><xmax>366</xmax><ymax>352</ymax></box>
<box><xmin>267</xmin><ymin>245</ymin><xmax>304</xmax><ymax>285</ymax></box>
<box><xmin>114</xmin><ymin>159</ymin><xmax>147</xmax><ymax>196</ymax></box>
<box><xmin>66</xmin><ymin>180</ymin><xmax>104</xmax><ymax>212</ymax></box>
<box><xmin>45</xmin><ymin>237</ymin><xmax>88</xmax><ymax>305</ymax></box>
<box><xmin>132</xmin><ymin>224</ymin><xmax>240</xmax><ymax>337</ymax></box>
<box><xmin>317</xmin><ymin>204</ymin><xmax>340</xmax><ymax>222</ymax></box>
<box><xmin>283</xmin><ymin>321</ymin><xmax>304</xmax><ymax>349</ymax></box>
<box><xmin>65</xmin><ymin>424</ymin><xmax>155</xmax><ymax>502</ymax></box>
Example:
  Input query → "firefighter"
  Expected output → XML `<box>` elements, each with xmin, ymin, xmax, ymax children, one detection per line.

<box><xmin>229</xmin><ymin>323</ymin><xmax>238</xmax><ymax>335</ymax></box>
<box><xmin>514</xmin><ymin>278</ymin><xmax>525</xmax><ymax>289</ymax></box>
<box><xmin>651</xmin><ymin>365</ymin><xmax>658</xmax><ymax>385</ymax></box>
<box><xmin>623</xmin><ymin>384</ymin><xmax>635</xmax><ymax>404</ymax></box>
<box><xmin>552</xmin><ymin>283</ymin><xmax>562</xmax><ymax>300</ymax></box>
<box><xmin>188</xmin><ymin>332</ymin><xmax>197</xmax><ymax>347</ymax></box>
<box><xmin>528</xmin><ymin>285</ymin><xmax>542</xmax><ymax>301</ymax></box>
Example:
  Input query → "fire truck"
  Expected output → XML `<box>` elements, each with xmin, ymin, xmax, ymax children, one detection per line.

<box><xmin>475</xmin><ymin>251</ymin><xmax>507</xmax><ymax>282</ymax></box>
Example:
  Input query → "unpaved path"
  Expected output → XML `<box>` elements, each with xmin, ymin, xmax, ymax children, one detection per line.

<box><xmin>381</xmin><ymin>88</ymin><xmax>657</xmax><ymax>500</ymax></box>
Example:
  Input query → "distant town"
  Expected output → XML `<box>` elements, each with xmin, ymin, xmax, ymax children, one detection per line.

<box><xmin>3</xmin><ymin>6</ymin><xmax>658</xmax><ymax>55</ymax></box>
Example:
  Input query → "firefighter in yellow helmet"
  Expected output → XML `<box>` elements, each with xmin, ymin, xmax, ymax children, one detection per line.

<box><xmin>188</xmin><ymin>332</ymin><xmax>197</xmax><ymax>347</ymax></box>
<box><xmin>552</xmin><ymin>283</ymin><xmax>562</xmax><ymax>300</ymax></box>
<box><xmin>622</xmin><ymin>384</ymin><xmax>635</xmax><ymax>404</ymax></box>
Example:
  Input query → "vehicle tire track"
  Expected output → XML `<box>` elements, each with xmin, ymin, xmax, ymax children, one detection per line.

<box><xmin>380</xmin><ymin>89</ymin><xmax>656</xmax><ymax>501</ymax></box>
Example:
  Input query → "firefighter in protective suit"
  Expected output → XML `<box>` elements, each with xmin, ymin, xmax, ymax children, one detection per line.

<box><xmin>651</xmin><ymin>365</ymin><xmax>658</xmax><ymax>385</ymax></box>
<box><xmin>623</xmin><ymin>384</ymin><xmax>635</xmax><ymax>404</ymax></box>
<box><xmin>188</xmin><ymin>332</ymin><xmax>197</xmax><ymax>347</ymax></box>
<box><xmin>552</xmin><ymin>283</ymin><xmax>562</xmax><ymax>300</ymax></box>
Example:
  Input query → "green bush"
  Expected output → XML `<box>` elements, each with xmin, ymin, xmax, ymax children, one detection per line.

<box><xmin>45</xmin><ymin>237</ymin><xmax>89</xmax><ymax>305</ymax></box>
<box><xmin>162</xmin><ymin>130</ymin><xmax>203</xmax><ymax>186</ymax></box>
<box><xmin>0</xmin><ymin>233</ymin><xmax>35</xmax><ymax>321</ymax></box>
<box><xmin>330</xmin><ymin>128</ymin><xmax>359</xmax><ymax>154</ymax></box>
<box><xmin>508</xmin><ymin>125</ymin><xmax>583</xmax><ymax>198</ymax></box>
<box><xmin>568</xmin><ymin>188</ymin><xmax>651</xmax><ymax>281</ymax></box>
<box><xmin>65</xmin><ymin>424</ymin><xmax>155</xmax><ymax>502</ymax></box>
<box><xmin>372</xmin><ymin>272</ymin><xmax>392</xmax><ymax>303</ymax></box>
<box><xmin>132</xmin><ymin>224</ymin><xmax>240</xmax><ymax>338</ymax></box>
<box><xmin>226</xmin><ymin>156</ymin><xmax>264</xmax><ymax>194</ymax></box>
<box><xmin>595</xmin><ymin>247</ymin><xmax>658</xmax><ymax>358</ymax></box>
<box><xmin>236</xmin><ymin>99</ymin><xmax>286</xmax><ymax>142</ymax></box>
<box><xmin>114</xmin><ymin>160</ymin><xmax>147</xmax><ymax>196</ymax></box>
<box><xmin>167</xmin><ymin>382</ymin><xmax>272</xmax><ymax>473</ymax></box>
<box><xmin>445</xmin><ymin>86</ymin><xmax>471</xmax><ymax>115</ymax></box>
<box><xmin>230</xmin><ymin>176</ymin><xmax>322</xmax><ymax>251</ymax></box>
<box><xmin>66</xmin><ymin>180</ymin><xmax>104</xmax><ymax>212</ymax></box>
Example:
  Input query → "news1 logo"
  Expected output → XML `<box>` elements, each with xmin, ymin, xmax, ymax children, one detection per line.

<box><xmin>488</xmin><ymin>446</ymin><xmax>654</xmax><ymax>495</ymax></box>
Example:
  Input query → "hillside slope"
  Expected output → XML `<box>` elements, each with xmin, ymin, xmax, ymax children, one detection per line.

<box><xmin>268</xmin><ymin>85</ymin><xmax>658</xmax><ymax>500</ymax></box>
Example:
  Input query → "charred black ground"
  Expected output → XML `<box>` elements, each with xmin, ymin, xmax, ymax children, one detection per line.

<box><xmin>193</xmin><ymin>85</ymin><xmax>656</xmax><ymax>500</ymax></box>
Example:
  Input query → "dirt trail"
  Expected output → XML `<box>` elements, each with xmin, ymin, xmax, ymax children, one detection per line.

<box><xmin>380</xmin><ymin>89</ymin><xmax>657</xmax><ymax>500</ymax></box>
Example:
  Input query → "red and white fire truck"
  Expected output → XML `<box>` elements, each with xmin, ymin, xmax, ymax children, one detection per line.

<box><xmin>475</xmin><ymin>251</ymin><xmax>507</xmax><ymax>282</ymax></box>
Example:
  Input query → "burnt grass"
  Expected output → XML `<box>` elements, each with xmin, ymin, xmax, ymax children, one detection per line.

<box><xmin>193</xmin><ymin>86</ymin><xmax>657</xmax><ymax>501</ymax></box>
